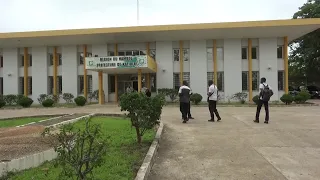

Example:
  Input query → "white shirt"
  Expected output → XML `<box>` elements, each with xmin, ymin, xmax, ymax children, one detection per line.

<box><xmin>208</xmin><ymin>84</ymin><xmax>218</xmax><ymax>101</ymax></box>
<box><xmin>259</xmin><ymin>83</ymin><xmax>272</xmax><ymax>100</ymax></box>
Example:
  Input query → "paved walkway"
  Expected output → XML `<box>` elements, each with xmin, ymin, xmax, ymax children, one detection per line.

<box><xmin>149</xmin><ymin>106</ymin><xmax>320</xmax><ymax>180</ymax></box>
<box><xmin>1</xmin><ymin>104</ymin><xmax>320</xmax><ymax>180</ymax></box>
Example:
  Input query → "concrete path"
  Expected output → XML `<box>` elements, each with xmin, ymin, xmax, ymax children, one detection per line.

<box><xmin>1</xmin><ymin>104</ymin><xmax>320</xmax><ymax>180</ymax></box>
<box><xmin>149</xmin><ymin>106</ymin><xmax>320</xmax><ymax>180</ymax></box>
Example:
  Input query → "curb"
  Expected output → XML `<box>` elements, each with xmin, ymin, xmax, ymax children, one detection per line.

<box><xmin>15</xmin><ymin>115</ymin><xmax>67</xmax><ymax>128</ymax></box>
<box><xmin>134</xmin><ymin>122</ymin><xmax>164</xmax><ymax>180</ymax></box>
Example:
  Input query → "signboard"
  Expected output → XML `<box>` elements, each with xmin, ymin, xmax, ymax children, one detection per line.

<box><xmin>85</xmin><ymin>55</ymin><xmax>148</xmax><ymax>70</ymax></box>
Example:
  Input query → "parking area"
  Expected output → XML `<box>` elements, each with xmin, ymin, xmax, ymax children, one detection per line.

<box><xmin>1</xmin><ymin>104</ymin><xmax>320</xmax><ymax>180</ymax></box>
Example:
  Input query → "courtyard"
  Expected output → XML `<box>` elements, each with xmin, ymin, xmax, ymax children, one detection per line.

<box><xmin>1</xmin><ymin>104</ymin><xmax>320</xmax><ymax>180</ymax></box>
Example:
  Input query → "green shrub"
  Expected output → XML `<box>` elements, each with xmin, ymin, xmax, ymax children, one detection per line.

<box><xmin>0</xmin><ymin>99</ymin><xmax>6</xmax><ymax>108</ymax></box>
<box><xmin>280</xmin><ymin>94</ymin><xmax>294</xmax><ymax>105</ymax></box>
<box><xmin>37</xmin><ymin>94</ymin><xmax>48</xmax><ymax>104</ymax></box>
<box><xmin>294</xmin><ymin>95</ymin><xmax>304</xmax><ymax>104</ymax></box>
<box><xmin>42</xmin><ymin>99</ymin><xmax>55</xmax><ymax>107</ymax></box>
<box><xmin>297</xmin><ymin>90</ymin><xmax>311</xmax><ymax>103</ymax></box>
<box><xmin>190</xmin><ymin>93</ymin><xmax>203</xmax><ymax>105</ymax></box>
<box><xmin>18</xmin><ymin>96</ymin><xmax>34</xmax><ymax>108</ymax></box>
<box><xmin>62</xmin><ymin>93</ymin><xmax>74</xmax><ymax>103</ymax></box>
<box><xmin>4</xmin><ymin>94</ymin><xmax>17</xmax><ymax>105</ymax></box>
<box><xmin>157</xmin><ymin>88</ymin><xmax>178</xmax><ymax>102</ymax></box>
<box><xmin>48</xmin><ymin>94</ymin><xmax>60</xmax><ymax>103</ymax></box>
<box><xmin>74</xmin><ymin>96</ymin><xmax>87</xmax><ymax>106</ymax></box>
<box><xmin>252</xmin><ymin>95</ymin><xmax>259</xmax><ymax>104</ymax></box>
<box><xmin>232</xmin><ymin>92</ymin><xmax>248</xmax><ymax>104</ymax></box>
<box><xmin>16</xmin><ymin>94</ymin><xmax>24</xmax><ymax>102</ymax></box>
<box><xmin>119</xmin><ymin>92</ymin><xmax>165</xmax><ymax>144</ymax></box>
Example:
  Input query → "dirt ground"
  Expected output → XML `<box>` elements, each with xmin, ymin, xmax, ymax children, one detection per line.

<box><xmin>0</xmin><ymin>113</ymin><xmax>89</xmax><ymax>162</ymax></box>
<box><xmin>0</xmin><ymin>125</ymin><xmax>51</xmax><ymax>161</ymax></box>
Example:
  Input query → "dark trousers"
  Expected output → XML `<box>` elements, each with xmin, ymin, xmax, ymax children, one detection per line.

<box><xmin>255</xmin><ymin>100</ymin><xmax>269</xmax><ymax>121</ymax></box>
<box><xmin>180</xmin><ymin>102</ymin><xmax>189</xmax><ymax>120</ymax></box>
<box><xmin>180</xmin><ymin>102</ymin><xmax>192</xmax><ymax>118</ymax></box>
<box><xmin>208</xmin><ymin>100</ymin><xmax>221</xmax><ymax>120</ymax></box>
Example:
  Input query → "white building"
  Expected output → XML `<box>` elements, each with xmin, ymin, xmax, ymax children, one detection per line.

<box><xmin>0</xmin><ymin>19</ymin><xmax>319</xmax><ymax>104</ymax></box>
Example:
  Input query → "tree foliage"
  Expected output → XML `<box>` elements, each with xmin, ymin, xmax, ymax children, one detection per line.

<box><xmin>119</xmin><ymin>92</ymin><xmax>165</xmax><ymax>144</ymax></box>
<box><xmin>289</xmin><ymin>0</ymin><xmax>320</xmax><ymax>85</ymax></box>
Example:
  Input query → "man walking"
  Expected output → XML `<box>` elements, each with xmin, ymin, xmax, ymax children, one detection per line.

<box><xmin>181</xmin><ymin>91</ymin><xmax>194</xmax><ymax>120</ymax></box>
<box><xmin>254</xmin><ymin>77</ymin><xmax>273</xmax><ymax>124</ymax></box>
<box><xmin>207</xmin><ymin>80</ymin><xmax>221</xmax><ymax>122</ymax></box>
<box><xmin>179</xmin><ymin>81</ymin><xmax>192</xmax><ymax>123</ymax></box>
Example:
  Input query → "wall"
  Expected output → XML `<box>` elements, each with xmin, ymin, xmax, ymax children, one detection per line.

<box><xmin>31</xmin><ymin>47</ymin><xmax>48</xmax><ymax>102</ymax></box>
<box><xmin>259</xmin><ymin>38</ymin><xmax>278</xmax><ymax>100</ymax></box>
<box><xmin>2</xmin><ymin>48</ymin><xmax>19</xmax><ymax>94</ymax></box>
<box><xmin>156</xmin><ymin>41</ymin><xmax>173</xmax><ymax>89</ymax></box>
<box><xmin>189</xmin><ymin>40</ymin><xmax>207</xmax><ymax>99</ymax></box>
<box><xmin>61</xmin><ymin>46</ymin><xmax>78</xmax><ymax>97</ymax></box>
<box><xmin>223</xmin><ymin>39</ymin><xmax>242</xmax><ymax>100</ymax></box>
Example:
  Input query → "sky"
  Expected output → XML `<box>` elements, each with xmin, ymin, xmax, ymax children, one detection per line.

<box><xmin>0</xmin><ymin>0</ymin><xmax>307</xmax><ymax>33</ymax></box>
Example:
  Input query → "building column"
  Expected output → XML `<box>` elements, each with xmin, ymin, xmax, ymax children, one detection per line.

<box><xmin>248</xmin><ymin>39</ymin><xmax>253</xmax><ymax>102</ymax></box>
<box><xmin>146</xmin><ymin>73</ymin><xmax>150</xmax><ymax>89</ymax></box>
<box><xmin>284</xmin><ymin>36</ymin><xmax>289</xmax><ymax>94</ymax></box>
<box><xmin>114</xmin><ymin>44</ymin><xmax>118</xmax><ymax>102</ymax></box>
<box><xmin>179</xmin><ymin>41</ymin><xmax>184</xmax><ymax>85</ymax></box>
<box><xmin>83</xmin><ymin>45</ymin><xmax>88</xmax><ymax>99</ymax></box>
<box><xmin>98</xmin><ymin>71</ymin><xmax>104</xmax><ymax>104</ymax></box>
<box><xmin>213</xmin><ymin>40</ymin><xmax>218</xmax><ymax>85</ymax></box>
<box><xmin>23</xmin><ymin>47</ymin><xmax>28</xmax><ymax>96</ymax></box>
<box><xmin>146</xmin><ymin>42</ymin><xmax>150</xmax><ymax>89</ymax></box>
<box><xmin>53</xmin><ymin>47</ymin><xmax>58</xmax><ymax>96</ymax></box>
<box><xmin>138</xmin><ymin>69</ymin><xmax>142</xmax><ymax>92</ymax></box>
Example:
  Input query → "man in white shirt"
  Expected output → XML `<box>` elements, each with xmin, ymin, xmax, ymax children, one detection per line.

<box><xmin>254</xmin><ymin>77</ymin><xmax>273</xmax><ymax>124</ymax></box>
<box><xmin>179</xmin><ymin>81</ymin><xmax>192</xmax><ymax>123</ymax></box>
<box><xmin>207</xmin><ymin>80</ymin><xmax>221</xmax><ymax>122</ymax></box>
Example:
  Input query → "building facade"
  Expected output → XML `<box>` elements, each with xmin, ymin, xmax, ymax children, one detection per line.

<box><xmin>0</xmin><ymin>19</ymin><xmax>319</xmax><ymax>104</ymax></box>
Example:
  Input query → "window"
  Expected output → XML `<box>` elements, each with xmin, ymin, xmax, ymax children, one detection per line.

<box><xmin>206</xmin><ymin>72</ymin><xmax>224</xmax><ymax>91</ymax></box>
<box><xmin>108</xmin><ymin>51</ymin><xmax>115</xmax><ymax>56</ymax></box>
<box><xmin>207</xmin><ymin>48</ymin><xmax>213</xmax><ymax>61</ymax></box>
<box><xmin>242</xmin><ymin>47</ymin><xmax>247</xmax><ymax>59</ymax></box>
<box><xmin>242</xmin><ymin>71</ymin><xmax>248</xmax><ymax>91</ymax></box>
<box><xmin>79</xmin><ymin>53</ymin><xmax>84</xmax><ymax>65</ymax></box>
<box><xmin>173</xmin><ymin>49</ymin><xmax>179</xmax><ymax>61</ymax></box>
<box><xmin>150</xmin><ymin>73</ymin><xmax>157</xmax><ymax>92</ymax></box>
<box><xmin>125</xmin><ymin>51</ymin><xmax>133</xmax><ymax>56</ymax></box>
<box><xmin>252</xmin><ymin>47</ymin><xmax>258</xmax><ymax>59</ymax></box>
<box><xmin>277</xmin><ymin>46</ymin><xmax>283</xmax><ymax>59</ymax></box>
<box><xmin>0</xmin><ymin>77</ymin><xmax>3</xmax><ymax>95</ymax></box>
<box><xmin>0</xmin><ymin>55</ymin><xmax>3</xmax><ymax>67</ymax></box>
<box><xmin>252</xmin><ymin>71</ymin><xmax>260</xmax><ymax>90</ymax></box>
<box><xmin>28</xmin><ymin>77</ymin><xmax>32</xmax><ymax>95</ymax></box>
<box><xmin>173</xmin><ymin>49</ymin><xmax>190</xmax><ymax>61</ymax></box>
<box><xmin>58</xmin><ymin>54</ymin><xmax>62</xmax><ymax>65</ymax></box>
<box><xmin>20</xmin><ymin>55</ymin><xmax>24</xmax><ymax>67</ymax></box>
<box><xmin>241</xmin><ymin>71</ymin><xmax>259</xmax><ymax>91</ymax></box>
<box><xmin>278</xmin><ymin>71</ymin><xmax>284</xmax><ymax>90</ymax></box>
<box><xmin>149</xmin><ymin>49</ymin><xmax>156</xmax><ymax>60</ymax></box>
<box><xmin>48</xmin><ymin>76</ymin><xmax>53</xmax><ymax>94</ymax></box>
<box><xmin>19</xmin><ymin>77</ymin><xmax>24</xmax><ymax>94</ymax></box>
<box><xmin>49</xmin><ymin>54</ymin><xmax>54</xmax><ymax>66</ymax></box>
<box><xmin>109</xmin><ymin>75</ymin><xmax>115</xmax><ymax>93</ymax></box>
<box><xmin>217</xmin><ymin>72</ymin><xmax>224</xmax><ymax>91</ymax></box>
<box><xmin>118</xmin><ymin>51</ymin><xmax>125</xmax><ymax>56</ymax></box>
<box><xmin>217</xmin><ymin>48</ymin><xmax>224</xmax><ymax>60</ymax></box>
<box><xmin>78</xmin><ymin>75</ymin><xmax>93</xmax><ymax>94</ymax></box>
<box><xmin>173</xmin><ymin>73</ymin><xmax>180</xmax><ymax>90</ymax></box>
<box><xmin>57</xmin><ymin>76</ymin><xmax>62</xmax><ymax>94</ymax></box>
<box><xmin>29</xmin><ymin>55</ymin><xmax>32</xmax><ymax>66</ymax></box>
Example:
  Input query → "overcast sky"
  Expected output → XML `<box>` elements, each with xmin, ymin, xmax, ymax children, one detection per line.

<box><xmin>0</xmin><ymin>0</ymin><xmax>306</xmax><ymax>33</ymax></box>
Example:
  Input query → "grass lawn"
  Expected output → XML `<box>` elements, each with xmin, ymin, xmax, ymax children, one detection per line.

<box><xmin>6</xmin><ymin>117</ymin><xmax>156</xmax><ymax>180</ymax></box>
<box><xmin>0</xmin><ymin>117</ymin><xmax>53</xmax><ymax>128</ymax></box>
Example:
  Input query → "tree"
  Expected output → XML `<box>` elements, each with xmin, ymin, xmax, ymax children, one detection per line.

<box><xmin>42</xmin><ymin>117</ymin><xmax>107</xmax><ymax>180</ymax></box>
<box><xmin>119</xmin><ymin>92</ymin><xmax>165</xmax><ymax>144</ymax></box>
<box><xmin>289</xmin><ymin>0</ymin><xmax>320</xmax><ymax>86</ymax></box>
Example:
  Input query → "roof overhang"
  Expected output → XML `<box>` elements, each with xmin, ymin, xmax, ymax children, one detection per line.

<box><xmin>0</xmin><ymin>18</ymin><xmax>319</xmax><ymax>48</ymax></box>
